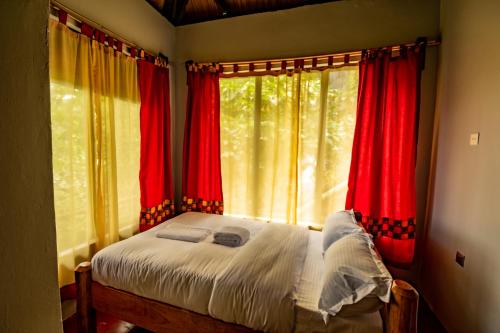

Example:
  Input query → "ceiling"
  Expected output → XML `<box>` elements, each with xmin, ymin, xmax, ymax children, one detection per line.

<box><xmin>146</xmin><ymin>0</ymin><xmax>341</xmax><ymax>26</ymax></box>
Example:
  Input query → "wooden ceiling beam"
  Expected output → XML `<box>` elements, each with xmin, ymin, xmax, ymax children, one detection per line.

<box><xmin>214</xmin><ymin>0</ymin><xmax>230</xmax><ymax>16</ymax></box>
<box><xmin>160</xmin><ymin>0</ymin><xmax>173</xmax><ymax>23</ymax></box>
<box><xmin>148</xmin><ymin>0</ymin><xmax>342</xmax><ymax>26</ymax></box>
<box><xmin>172</xmin><ymin>0</ymin><xmax>190</xmax><ymax>25</ymax></box>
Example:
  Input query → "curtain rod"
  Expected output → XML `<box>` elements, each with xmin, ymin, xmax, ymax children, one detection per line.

<box><xmin>219</xmin><ymin>39</ymin><xmax>440</xmax><ymax>66</ymax></box>
<box><xmin>49</xmin><ymin>0</ymin><xmax>165</xmax><ymax>62</ymax></box>
<box><xmin>189</xmin><ymin>38</ymin><xmax>440</xmax><ymax>74</ymax></box>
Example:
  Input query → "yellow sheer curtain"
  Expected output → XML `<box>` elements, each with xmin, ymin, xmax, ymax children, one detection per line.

<box><xmin>49</xmin><ymin>20</ymin><xmax>140</xmax><ymax>286</ymax></box>
<box><xmin>220</xmin><ymin>68</ymin><xmax>358</xmax><ymax>226</ymax></box>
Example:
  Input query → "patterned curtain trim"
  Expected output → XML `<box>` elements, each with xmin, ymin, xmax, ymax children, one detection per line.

<box><xmin>354</xmin><ymin>213</ymin><xmax>416</xmax><ymax>240</ymax></box>
<box><xmin>139</xmin><ymin>199</ymin><xmax>175</xmax><ymax>231</ymax></box>
<box><xmin>181</xmin><ymin>196</ymin><xmax>224</xmax><ymax>215</ymax></box>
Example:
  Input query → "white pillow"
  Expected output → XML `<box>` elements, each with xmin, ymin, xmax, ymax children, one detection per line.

<box><xmin>318</xmin><ymin>233</ymin><xmax>392</xmax><ymax>317</ymax></box>
<box><xmin>322</xmin><ymin>210</ymin><xmax>363</xmax><ymax>252</ymax></box>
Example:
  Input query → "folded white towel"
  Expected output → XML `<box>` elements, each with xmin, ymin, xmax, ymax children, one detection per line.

<box><xmin>214</xmin><ymin>226</ymin><xmax>250</xmax><ymax>247</ymax></box>
<box><xmin>156</xmin><ymin>225</ymin><xmax>211</xmax><ymax>243</ymax></box>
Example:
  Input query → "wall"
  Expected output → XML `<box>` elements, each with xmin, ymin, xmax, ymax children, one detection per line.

<box><xmin>174</xmin><ymin>0</ymin><xmax>439</xmax><ymax>280</ymax></box>
<box><xmin>0</xmin><ymin>0</ymin><xmax>63</xmax><ymax>332</ymax></box>
<box><xmin>0</xmin><ymin>1</ymin><xmax>175</xmax><ymax>330</ymax></box>
<box><xmin>421</xmin><ymin>0</ymin><xmax>500</xmax><ymax>332</ymax></box>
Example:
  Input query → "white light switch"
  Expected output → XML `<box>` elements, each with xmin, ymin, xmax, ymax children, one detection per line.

<box><xmin>470</xmin><ymin>132</ymin><xmax>480</xmax><ymax>146</ymax></box>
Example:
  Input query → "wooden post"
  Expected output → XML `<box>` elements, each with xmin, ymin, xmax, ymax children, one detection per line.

<box><xmin>75</xmin><ymin>261</ymin><xmax>96</xmax><ymax>333</ymax></box>
<box><xmin>386</xmin><ymin>279</ymin><xmax>419</xmax><ymax>333</ymax></box>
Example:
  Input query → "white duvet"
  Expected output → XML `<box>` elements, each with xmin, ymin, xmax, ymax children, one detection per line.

<box><xmin>92</xmin><ymin>212</ymin><xmax>309</xmax><ymax>332</ymax></box>
<box><xmin>210</xmin><ymin>223</ymin><xmax>309</xmax><ymax>333</ymax></box>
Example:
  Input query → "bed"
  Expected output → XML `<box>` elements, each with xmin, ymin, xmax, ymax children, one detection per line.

<box><xmin>75</xmin><ymin>212</ymin><xmax>418</xmax><ymax>333</ymax></box>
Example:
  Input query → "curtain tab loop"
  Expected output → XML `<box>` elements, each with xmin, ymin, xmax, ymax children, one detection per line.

<box><xmin>58</xmin><ymin>9</ymin><xmax>68</xmax><ymax>25</ymax></box>
<box><xmin>249</xmin><ymin>63</ymin><xmax>255</xmax><ymax>72</ymax></box>
<box><xmin>115</xmin><ymin>41</ymin><xmax>123</xmax><ymax>53</ymax></box>
<box><xmin>344</xmin><ymin>54</ymin><xmax>350</xmax><ymax>65</ymax></box>
<box><xmin>81</xmin><ymin>23</ymin><xmax>93</xmax><ymax>38</ymax></box>
<box><xmin>312</xmin><ymin>57</ymin><xmax>318</xmax><ymax>69</ymax></box>
<box><xmin>281</xmin><ymin>60</ymin><xmax>287</xmax><ymax>70</ymax></box>
<box><xmin>293</xmin><ymin>59</ymin><xmax>304</xmax><ymax>70</ymax></box>
<box><xmin>159</xmin><ymin>53</ymin><xmax>169</xmax><ymax>65</ymax></box>
<box><xmin>107</xmin><ymin>36</ymin><xmax>115</xmax><ymax>49</ymax></box>
<box><xmin>209</xmin><ymin>63</ymin><xmax>216</xmax><ymax>73</ymax></box>
<box><xmin>233</xmin><ymin>64</ymin><xmax>239</xmax><ymax>73</ymax></box>
<box><xmin>399</xmin><ymin>45</ymin><xmax>407</xmax><ymax>58</ymax></box>
<box><xmin>266</xmin><ymin>62</ymin><xmax>272</xmax><ymax>71</ymax></box>
<box><xmin>327</xmin><ymin>56</ymin><xmax>333</xmax><ymax>66</ymax></box>
<box><xmin>95</xmin><ymin>30</ymin><xmax>106</xmax><ymax>44</ymax></box>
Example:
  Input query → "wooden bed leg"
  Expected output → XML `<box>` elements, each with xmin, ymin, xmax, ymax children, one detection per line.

<box><xmin>386</xmin><ymin>279</ymin><xmax>419</xmax><ymax>333</ymax></box>
<box><xmin>75</xmin><ymin>262</ymin><xmax>96</xmax><ymax>333</ymax></box>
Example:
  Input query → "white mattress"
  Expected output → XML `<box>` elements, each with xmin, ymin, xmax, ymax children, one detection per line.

<box><xmin>92</xmin><ymin>213</ymin><xmax>382</xmax><ymax>332</ymax></box>
<box><xmin>294</xmin><ymin>231</ymin><xmax>383</xmax><ymax>333</ymax></box>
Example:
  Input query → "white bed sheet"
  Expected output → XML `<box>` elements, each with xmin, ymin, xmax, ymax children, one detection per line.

<box><xmin>91</xmin><ymin>212</ymin><xmax>264</xmax><ymax>315</ymax></box>
<box><xmin>294</xmin><ymin>231</ymin><xmax>383</xmax><ymax>333</ymax></box>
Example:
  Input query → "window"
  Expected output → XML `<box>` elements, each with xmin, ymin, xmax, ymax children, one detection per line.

<box><xmin>49</xmin><ymin>20</ymin><xmax>140</xmax><ymax>286</ymax></box>
<box><xmin>50</xmin><ymin>80</ymin><xmax>140</xmax><ymax>286</ymax></box>
<box><xmin>220</xmin><ymin>68</ymin><xmax>358</xmax><ymax>226</ymax></box>
<box><xmin>50</xmin><ymin>82</ymin><xmax>92</xmax><ymax>254</ymax></box>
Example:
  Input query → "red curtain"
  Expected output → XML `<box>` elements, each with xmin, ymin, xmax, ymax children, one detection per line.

<box><xmin>138</xmin><ymin>60</ymin><xmax>174</xmax><ymax>232</ymax></box>
<box><xmin>182</xmin><ymin>68</ymin><xmax>224</xmax><ymax>214</ymax></box>
<box><xmin>346</xmin><ymin>46</ymin><xmax>424</xmax><ymax>266</ymax></box>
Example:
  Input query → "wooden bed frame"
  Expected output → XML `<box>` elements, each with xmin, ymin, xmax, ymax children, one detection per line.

<box><xmin>75</xmin><ymin>262</ymin><xmax>419</xmax><ymax>333</ymax></box>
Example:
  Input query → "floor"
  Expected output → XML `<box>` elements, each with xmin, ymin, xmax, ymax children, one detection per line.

<box><xmin>64</xmin><ymin>312</ymin><xmax>149</xmax><ymax>333</ymax></box>
<box><xmin>418</xmin><ymin>299</ymin><xmax>447</xmax><ymax>333</ymax></box>
<box><xmin>63</xmin><ymin>298</ymin><xmax>447</xmax><ymax>333</ymax></box>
